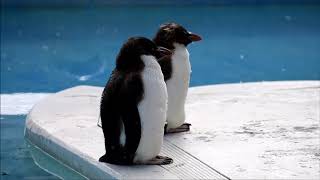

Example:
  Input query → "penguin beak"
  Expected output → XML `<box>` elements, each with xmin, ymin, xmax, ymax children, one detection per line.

<box><xmin>188</xmin><ymin>32</ymin><xmax>202</xmax><ymax>42</ymax></box>
<box><xmin>156</xmin><ymin>46</ymin><xmax>172</xmax><ymax>57</ymax></box>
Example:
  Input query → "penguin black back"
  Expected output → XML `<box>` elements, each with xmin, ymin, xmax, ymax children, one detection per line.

<box><xmin>116</xmin><ymin>37</ymin><xmax>160</xmax><ymax>72</ymax></box>
<box><xmin>99</xmin><ymin>37</ymin><xmax>171</xmax><ymax>165</ymax></box>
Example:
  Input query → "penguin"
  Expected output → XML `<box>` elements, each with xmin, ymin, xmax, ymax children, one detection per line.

<box><xmin>153</xmin><ymin>23</ymin><xmax>202</xmax><ymax>133</ymax></box>
<box><xmin>99</xmin><ymin>37</ymin><xmax>173</xmax><ymax>165</ymax></box>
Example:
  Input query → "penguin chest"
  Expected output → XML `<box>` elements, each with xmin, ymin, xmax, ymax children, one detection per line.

<box><xmin>166</xmin><ymin>44</ymin><xmax>191</xmax><ymax>128</ymax></box>
<box><xmin>134</xmin><ymin>55</ymin><xmax>168</xmax><ymax>162</ymax></box>
<box><xmin>171</xmin><ymin>45</ymin><xmax>191</xmax><ymax>85</ymax></box>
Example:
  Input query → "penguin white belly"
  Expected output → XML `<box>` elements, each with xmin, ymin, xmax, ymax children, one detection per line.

<box><xmin>134</xmin><ymin>55</ymin><xmax>168</xmax><ymax>163</ymax></box>
<box><xmin>166</xmin><ymin>43</ymin><xmax>191</xmax><ymax>129</ymax></box>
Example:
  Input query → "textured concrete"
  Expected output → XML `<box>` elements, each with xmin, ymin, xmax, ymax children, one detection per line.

<box><xmin>25</xmin><ymin>81</ymin><xmax>320</xmax><ymax>179</ymax></box>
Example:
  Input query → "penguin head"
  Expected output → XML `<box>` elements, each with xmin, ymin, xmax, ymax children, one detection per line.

<box><xmin>116</xmin><ymin>37</ymin><xmax>171</xmax><ymax>71</ymax></box>
<box><xmin>153</xmin><ymin>22</ymin><xmax>202</xmax><ymax>49</ymax></box>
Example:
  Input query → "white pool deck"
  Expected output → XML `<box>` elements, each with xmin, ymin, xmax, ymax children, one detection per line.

<box><xmin>24</xmin><ymin>81</ymin><xmax>320</xmax><ymax>179</ymax></box>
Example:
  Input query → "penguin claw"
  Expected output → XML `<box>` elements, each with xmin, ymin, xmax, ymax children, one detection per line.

<box><xmin>165</xmin><ymin>123</ymin><xmax>191</xmax><ymax>134</ymax></box>
<box><xmin>162</xmin><ymin>158</ymin><xmax>173</xmax><ymax>165</ymax></box>
<box><xmin>141</xmin><ymin>156</ymin><xmax>173</xmax><ymax>165</ymax></box>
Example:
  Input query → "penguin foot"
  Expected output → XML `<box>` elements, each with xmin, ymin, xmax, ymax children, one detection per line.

<box><xmin>139</xmin><ymin>155</ymin><xmax>173</xmax><ymax>165</ymax></box>
<box><xmin>165</xmin><ymin>123</ymin><xmax>191</xmax><ymax>134</ymax></box>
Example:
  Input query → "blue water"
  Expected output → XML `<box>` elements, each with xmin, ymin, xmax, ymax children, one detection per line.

<box><xmin>1</xmin><ymin>4</ymin><xmax>320</xmax><ymax>179</ymax></box>
<box><xmin>0</xmin><ymin>115</ymin><xmax>59</xmax><ymax>179</ymax></box>
<box><xmin>2</xmin><ymin>5</ymin><xmax>320</xmax><ymax>93</ymax></box>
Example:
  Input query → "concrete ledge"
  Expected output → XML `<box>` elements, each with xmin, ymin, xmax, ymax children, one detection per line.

<box><xmin>24</xmin><ymin>81</ymin><xmax>320</xmax><ymax>179</ymax></box>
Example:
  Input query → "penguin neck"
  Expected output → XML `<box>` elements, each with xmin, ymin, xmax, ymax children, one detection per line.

<box><xmin>140</xmin><ymin>55</ymin><xmax>159</xmax><ymax>68</ymax></box>
<box><xmin>173</xmin><ymin>43</ymin><xmax>189</xmax><ymax>61</ymax></box>
<box><xmin>140</xmin><ymin>55</ymin><xmax>164</xmax><ymax>81</ymax></box>
<box><xmin>171</xmin><ymin>43</ymin><xmax>191</xmax><ymax>76</ymax></box>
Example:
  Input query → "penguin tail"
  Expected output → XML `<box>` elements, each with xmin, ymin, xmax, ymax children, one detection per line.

<box><xmin>99</xmin><ymin>154</ymin><xmax>109</xmax><ymax>162</ymax></box>
<box><xmin>99</xmin><ymin>151</ymin><xmax>134</xmax><ymax>165</ymax></box>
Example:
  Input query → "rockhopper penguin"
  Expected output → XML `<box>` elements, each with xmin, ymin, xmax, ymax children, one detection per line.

<box><xmin>153</xmin><ymin>23</ymin><xmax>202</xmax><ymax>133</ymax></box>
<box><xmin>99</xmin><ymin>37</ymin><xmax>173</xmax><ymax>165</ymax></box>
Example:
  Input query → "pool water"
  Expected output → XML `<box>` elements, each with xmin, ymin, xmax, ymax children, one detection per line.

<box><xmin>2</xmin><ymin>5</ymin><xmax>320</xmax><ymax>93</ymax></box>
<box><xmin>1</xmin><ymin>4</ymin><xmax>320</xmax><ymax>179</ymax></box>
<box><xmin>0</xmin><ymin>115</ymin><xmax>59</xmax><ymax>179</ymax></box>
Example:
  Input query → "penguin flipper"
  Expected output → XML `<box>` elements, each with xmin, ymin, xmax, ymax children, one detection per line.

<box><xmin>121</xmin><ymin>102</ymin><xmax>142</xmax><ymax>161</ymax></box>
<box><xmin>100</xmin><ymin>70</ymin><xmax>125</xmax><ymax>160</ymax></box>
<box><xmin>120</xmin><ymin>74</ymin><xmax>143</xmax><ymax>160</ymax></box>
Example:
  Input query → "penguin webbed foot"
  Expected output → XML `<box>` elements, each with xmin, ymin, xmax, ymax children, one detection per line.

<box><xmin>139</xmin><ymin>155</ymin><xmax>173</xmax><ymax>165</ymax></box>
<box><xmin>165</xmin><ymin>123</ymin><xmax>191</xmax><ymax>134</ymax></box>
